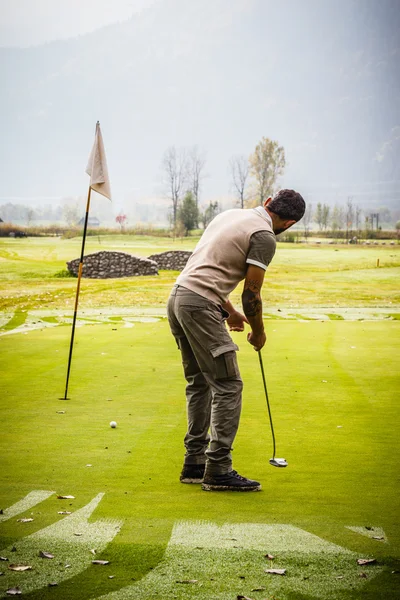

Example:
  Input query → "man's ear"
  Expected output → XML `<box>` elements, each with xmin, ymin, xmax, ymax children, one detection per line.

<box><xmin>263</xmin><ymin>197</ymin><xmax>273</xmax><ymax>208</ymax></box>
<box><xmin>283</xmin><ymin>219</ymin><xmax>296</xmax><ymax>230</ymax></box>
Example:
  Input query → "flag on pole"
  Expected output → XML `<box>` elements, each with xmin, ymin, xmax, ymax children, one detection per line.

<box><xmin>86</xmin><ymin>121</ymin><xmax>112</xmax><ymax>200</ymax></box>
<box><xmin>61</xmin><ymin>121</ymin><xmax>112</xmax><ymax>400</ymax></box>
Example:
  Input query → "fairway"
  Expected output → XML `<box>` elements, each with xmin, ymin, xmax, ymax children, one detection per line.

<box><xmin>0</xmin><ymin>236</ymin><xmax>399</xmax><ymax>311</ymax></box>
<box><xmin>0</xmin><ymin>318</ymin><xmax>399</xmax><ymax>599</ymax></box>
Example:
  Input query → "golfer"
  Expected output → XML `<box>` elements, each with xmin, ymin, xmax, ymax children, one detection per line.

<box><xmin>167</xmin><ymin>189</ymin><xmax>305</xmax><ymax>491</ymax></box>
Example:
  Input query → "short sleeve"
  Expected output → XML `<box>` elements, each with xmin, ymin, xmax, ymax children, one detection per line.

<box><xmin>246</xmin><ymin>231</ymin><xmax>276</xmax><ymax>270</ymax></box>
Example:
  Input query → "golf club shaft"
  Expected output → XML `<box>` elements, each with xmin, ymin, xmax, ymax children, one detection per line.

<box><xmin>258</xmin><ymin>350</ymin><xmax>276</xmax><ymax>459</ymax></box>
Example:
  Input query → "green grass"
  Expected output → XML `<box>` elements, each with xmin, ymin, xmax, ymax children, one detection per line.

<box><xmin>0</xmin><ymin>320</ymin><xmax>399</xmax><ymax>599</ymax></box>
<box><xmin>0</xmin><ymin>236</ymin><xmax>399</xmax><ymax>310</ymax></box>
<box><xmin>1</xmin><ymin>234</ymin><xmax>399</xmax><ymax>598</ymax></box>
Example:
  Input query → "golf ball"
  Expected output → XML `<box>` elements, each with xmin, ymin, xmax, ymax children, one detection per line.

<box><xmin>110</xmin><ymin>421</ymin><xmax>117</xmax><ymax>428</ymax></box>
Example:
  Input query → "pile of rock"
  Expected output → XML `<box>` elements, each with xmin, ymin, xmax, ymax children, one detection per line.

<box><xmin>147</xmin><ymin>250</ymin><xmax>192</xmax><ymax>270</ymax></box>
<box><xmin>67</xmin><ymin>251</ymin><xmax>158</xmax><ymax>279</ymax></box>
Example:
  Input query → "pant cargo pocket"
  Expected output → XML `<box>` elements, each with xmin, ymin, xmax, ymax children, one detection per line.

<box><xmin>210</xmin><ymin>343</ymin><xmax>240</xmax><ymax>380</ymax></box>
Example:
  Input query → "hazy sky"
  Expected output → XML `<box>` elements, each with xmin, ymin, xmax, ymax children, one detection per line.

<box><xmin>0</xmin><ymin>0</ymin><xmax>152</xmax><ymax>47</ymax></box>
<box><xmin>0</xmin><ymin>0</ymin><xmax>398</xmax><ymax>216</ymax></box>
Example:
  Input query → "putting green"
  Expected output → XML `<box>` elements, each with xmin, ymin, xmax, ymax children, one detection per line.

<box><xmin>0</xmin><ymin>320</ymin><xmax>399</xmax><ymax>599</ymax></box>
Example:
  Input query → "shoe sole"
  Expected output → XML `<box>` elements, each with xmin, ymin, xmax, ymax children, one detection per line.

<box><xmin>201</xmin><ymin>483</ymin><xmax>261</xmax><ymax>492</ymax></box>
<box><xmin>180</xmin><ymin>478</ymin><xmax>204</xmax><ymax>484</ymax></box>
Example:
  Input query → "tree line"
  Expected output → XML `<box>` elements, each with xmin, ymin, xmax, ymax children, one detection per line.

<box><xmin>301</xmin><ymin>198</ymin><xmax>396</xmax><ymax>241</ymax></box>
<box><xmin>162</xmin><ymin>137</ymin><xmax>285</xmax><ymax>234</ymax></box>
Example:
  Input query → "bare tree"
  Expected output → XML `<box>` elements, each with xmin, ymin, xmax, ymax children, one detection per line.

<box><xmin>322</xmin><ymin>204</ymin><xmax>330</xmax><ymax>230</ymax></box>
<box><xmin>303</xmin><ymin>203</ymin><xmax>313</xmax><ymax>241</ymax></box>
<box><xmin>187</xmin><ymin>146</ymin><xmax>206</xmax><ymax>219</ymax></box>
<box><xmin>346</xmin><ymin>196</ymin><xmax>354</xmax><ymax>242</ymax></box>
<box><xmin>355</xmin><ymin>205</ymin><xmax>362</xmax><ymax>231</ymax></box>
<box><xmin>63</xmin><ymin>201</ymin><xmax>80</xmax><ymax>226</ymax></box>
<box><xmin>26</xmin><ymin>208</ymin><xmax>35</xmax><ymax>226</ymax></box>
<box><xmin>314</xmin><ymin>202</ymin><xmax>323</xmax><ymax>230</ymax></box>
<box><xmin>162</xmin><ymin>146</ymin><xmax>188</xmax><ymax>228</ymax></box>
<box><xmin>229</xmin><ymin>155</ymin><xmax>249</xmax><ymax>209</ymax></box>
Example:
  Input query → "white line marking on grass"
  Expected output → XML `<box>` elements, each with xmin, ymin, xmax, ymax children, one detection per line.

<box><xmin>0</xmin><ymin>492</ymin><xmax>122</xmax><ymax>596</ymax></box>
<box><xmin>95</xmin><ymin>521</ymin><xmax>382</xmax><ymax>600</ymax></box>
<box><xmin>346</xmin><ymin>526</ymin><xmax>388</xmax><ymax>542</ymax></box>
<box><xmin>0</xmin><ymin>491</ymin><xmax>55</xmax><ymax>522</ymax></box>
<box><xmin>170</xmin><ymin>521</ymin><xmax>353</xmax><ymax>553</ymax></box>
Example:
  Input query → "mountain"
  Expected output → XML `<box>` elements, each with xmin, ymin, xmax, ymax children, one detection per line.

<box><xmin>1</xmin><ymin>0</ymin><xmax>399</xmax><ymax>211</ymax></box>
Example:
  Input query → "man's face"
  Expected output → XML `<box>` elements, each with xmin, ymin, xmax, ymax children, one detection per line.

<box><xmin>273</xmin><ymin>225</ymin><xmax>287</xmax><ymax>235</ymax></box>
<box><xmin>273</xmin><ymin>222</ymin><xmax>293</xmax><ymax>235</ymax></box>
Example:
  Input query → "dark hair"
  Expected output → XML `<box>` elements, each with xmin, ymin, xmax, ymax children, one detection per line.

<box><xmin>268</xmin><ymin>189</ymin><xmax>306</xmax><ymax>222</ymax></box>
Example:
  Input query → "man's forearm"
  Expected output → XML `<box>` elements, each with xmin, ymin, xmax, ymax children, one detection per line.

<box><xmin>242</xmin><ymin>290</ymin><xmax>264</xmax><ymax>335</ymax></box>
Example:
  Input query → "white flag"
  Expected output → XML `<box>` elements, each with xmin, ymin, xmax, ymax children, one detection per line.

<box><xmin>86</xmin><ymin>121</ymin><xmax>112</xmax><ymax>200</ymax></box>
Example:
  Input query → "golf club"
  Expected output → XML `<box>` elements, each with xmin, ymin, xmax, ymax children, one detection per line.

<box><xmin>258</xmin><ymin>350</ymin><xmax>288</xmax><ymax>468</ymax></box>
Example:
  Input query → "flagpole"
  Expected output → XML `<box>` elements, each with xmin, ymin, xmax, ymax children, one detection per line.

<box><xmin>61</xmin><ymin>185</ymin><xmax>92</xmax><ymax>400</ymax></box>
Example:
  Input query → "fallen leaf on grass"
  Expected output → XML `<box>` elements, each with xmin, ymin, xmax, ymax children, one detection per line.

<box><xmin>251</xmin><ymin>588</ymin><xmax>266</xmax><ymax>592</ymax></box>
<box><xmin>92</xmin><ymin>560</ymin><xmax>110</xmax><ymax>565</ymax></box>
<box><xmin>359</xmin><ymin>572</ymin><xmax>368</xmax><ymax>578</ymax></box>
<box><xmin>176</xmin><ymin>580</ymin><xmax>198</xmax><ymax>584</ymax></box>
<box><xmin>372</xmin><ymin>536</ymin><xmax>384</xmax><ymax>541</ymax></box>
<box><xmin>74</xmin><ymin>533</ymin><xmax>83</xmax><ymax>536</ymax></box>
<box><xmin>57</xmin><ymin>511</ymin><xmax>71</xmax><ymax>515</ymax></box>
<box><xmin>357</xmin><ymin>558</ymin><xmax>376</xmax><ymax>566</ymax></box>
<box><xmin>57</xmin><ymin>495</ymin><xmax>75</xmax><ymax>500</ymax></box>
<box><xmin>39</xmin><ymin>551</ymin><xmax>54</xmax><ymax>559</ymax></box>
<box><xmin>56</xmin><ymin>411</ymin><xmax>65</xmax><ymax>414</ymax></box>
<box><xmin>264</xmin><ymin>554</ymin><xmax>274</xmax><ymax>560</ymax></box>
<box><xmin>6</xmin><ymin>589</ymin><xmax>22</xmax><ymax>596</ymax></box>
<box><xmin>0</xmin><ymin>557</ymin><xmax>9</xmax><ymax>561</ymax></box>
<box><xmin>17</xmin><ymin>518</ymin><xmax>33</xmax><ymax>523</ymax></box>
<box><xmin>48</xmin><ymin>582</ymin><xmax>58</xmax><ymax>587</ymax></box>
<box><xmin>265</xmin><ymin>569</ymin><xmax>286</xmax><ymax>575</ymax></box>
<box><xmin>108</xmin><ymin>575</ymin><xmax>115</xmax><ymax>579</ymax></box>
<box><xmin>90</xmin><ymin>549</ymin><xmax>97</xmax><ymax>555</ymax></box>
<box><xmin>8</xmin><ymin>565</ymin><xmax>32</xmax><ymax>572</ymax></box>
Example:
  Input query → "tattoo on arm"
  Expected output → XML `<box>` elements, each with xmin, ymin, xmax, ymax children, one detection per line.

<box><xmin>245</xmin><ymin>278</ymin><xmax>262</xmax><ymax>293</ymax></box>
<box><xmin>242</xmin><ymin>292</ymin><xmax>262</xmax><ymax>316</ymax></box>
<box><xmin>242</xmin><ymin>288</ymin><xmax>262</xmax><ymax>317</ymax></box>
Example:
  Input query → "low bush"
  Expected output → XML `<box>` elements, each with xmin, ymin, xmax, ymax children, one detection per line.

<box><xmin>54</xmin><ymin>269</ymin><xmax>75</xmax><ymax>278</ymax></box>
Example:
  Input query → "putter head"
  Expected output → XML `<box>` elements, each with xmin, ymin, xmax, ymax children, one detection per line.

<box><xmin>269</xmin><ymin>457</ymin><xmax>288</xmax><ymax>468</ymax></box>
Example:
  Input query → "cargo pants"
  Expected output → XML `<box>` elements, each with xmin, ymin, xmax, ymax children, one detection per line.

<box><xmin>167</xmin><ymin>285</ymin><xmax>243</xmax><ymax>475</ymax></box>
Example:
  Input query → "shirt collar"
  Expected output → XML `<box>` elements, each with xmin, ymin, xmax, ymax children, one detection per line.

<box><xmin>254</xmin><ymin>205</ymin><xmax>273</xmax><ymax>228</ymax></box>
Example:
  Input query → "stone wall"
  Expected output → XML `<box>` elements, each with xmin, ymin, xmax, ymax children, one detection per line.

<box><xmin>67</xmin><ymin>251</ymin><xmax>158</xmax><ymax>278</ymax></box>
<box><xmin>147</xmin><ymin>250</ymin><xmax>192</xmax><ymax>270</ymax></box>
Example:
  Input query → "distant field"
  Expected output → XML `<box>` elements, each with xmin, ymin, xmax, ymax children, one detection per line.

<box><xmin>0</xmin><ymin>235</ymin><xmax>399</xmax><ymax>311</ymax></box>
